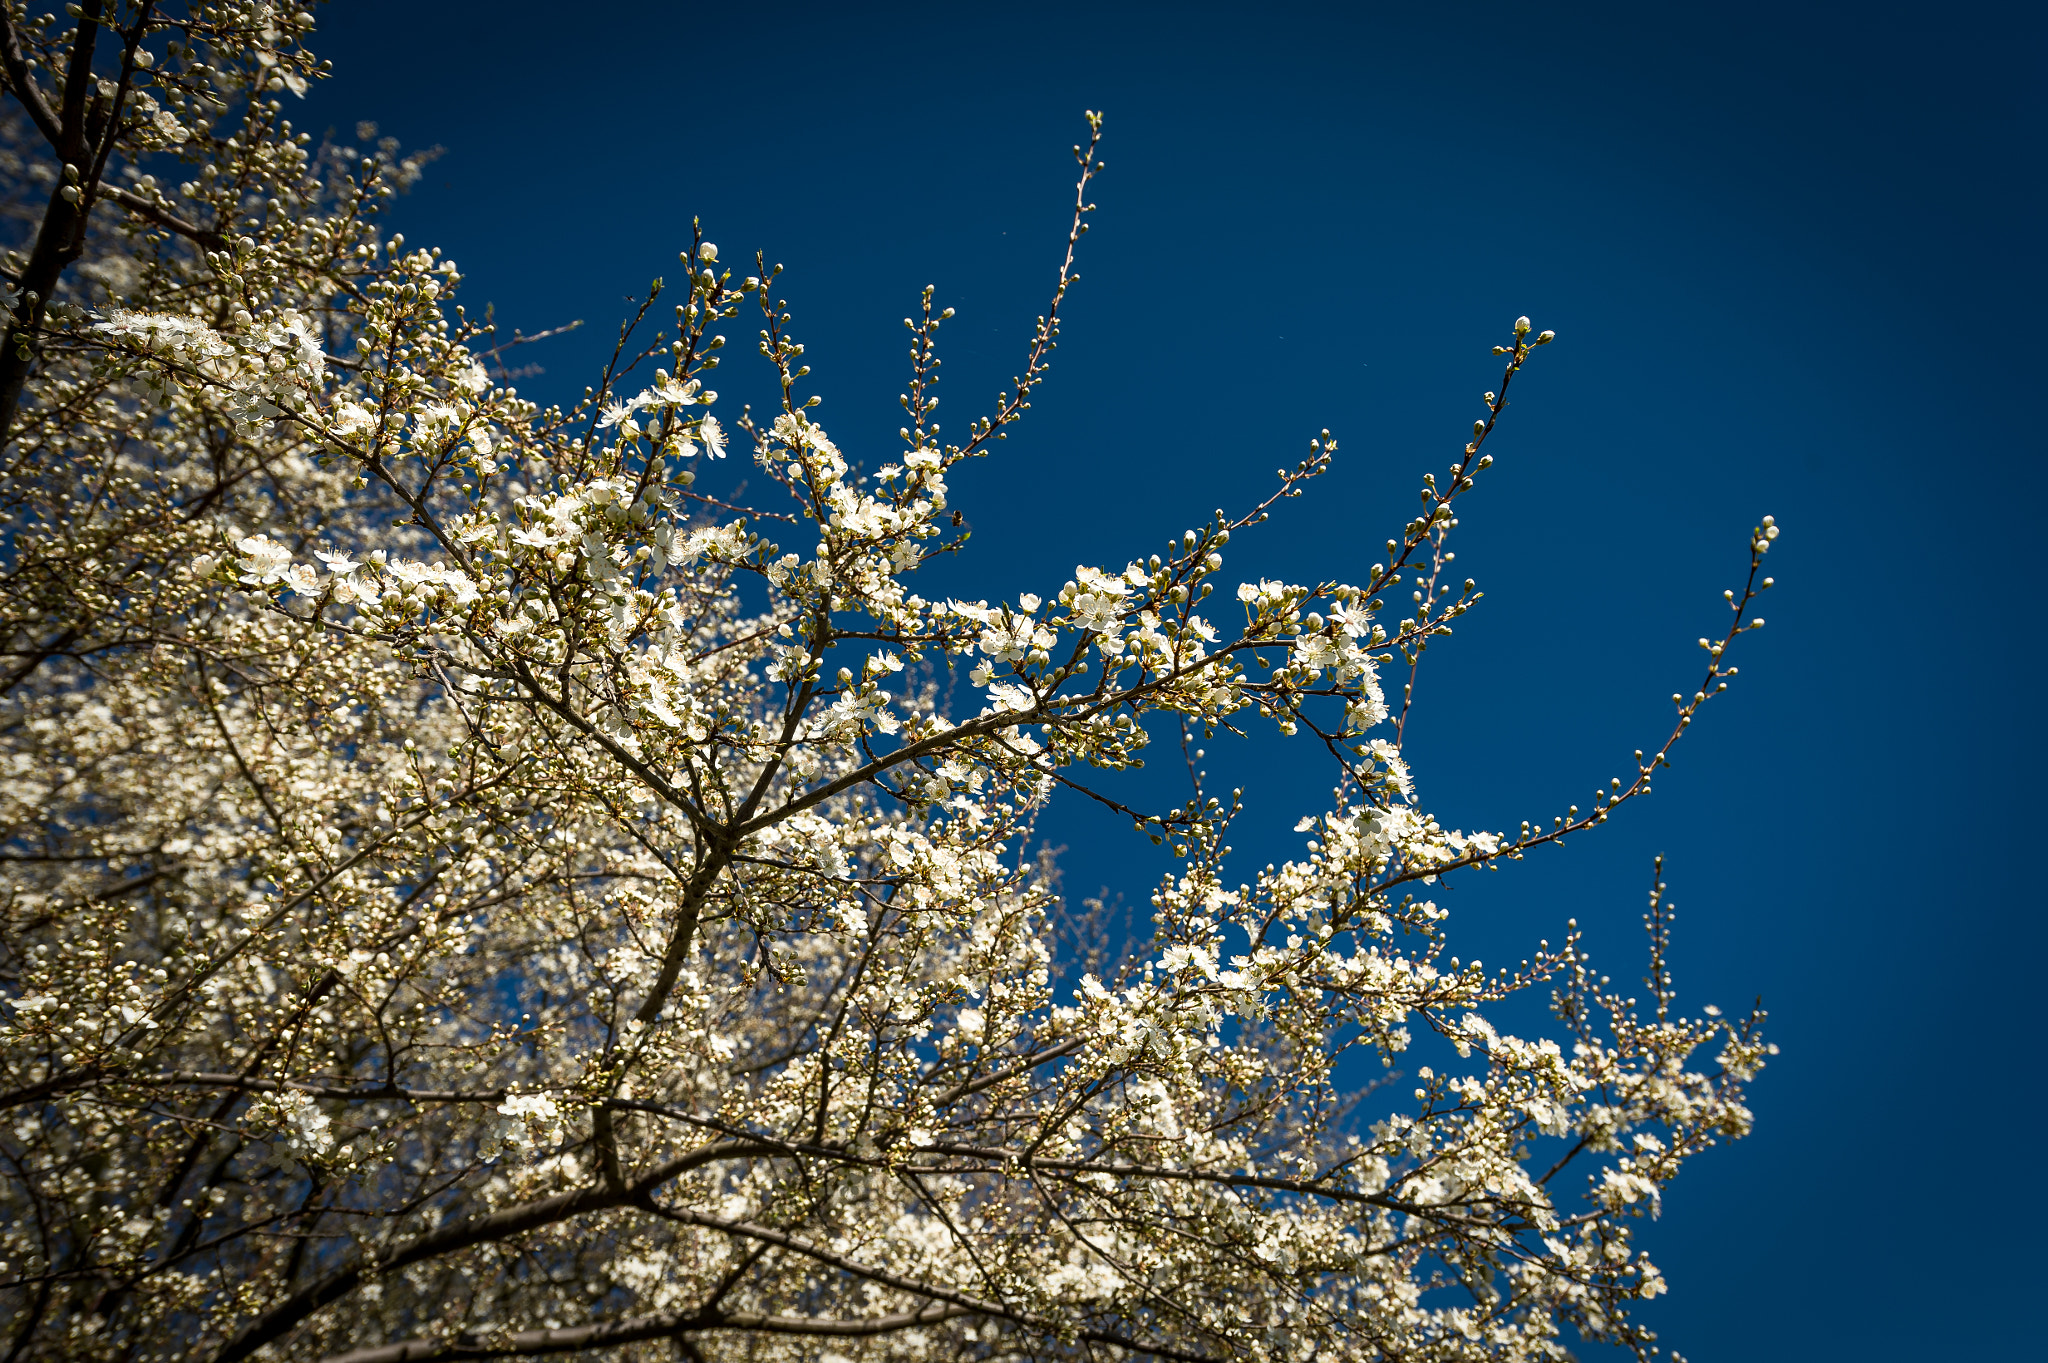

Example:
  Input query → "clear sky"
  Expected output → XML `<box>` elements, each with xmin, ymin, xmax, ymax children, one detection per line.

<box><xmin>301</xmin><ymin>2</ymin><xmax>2043</xmax><ymax>1357</ymax></box>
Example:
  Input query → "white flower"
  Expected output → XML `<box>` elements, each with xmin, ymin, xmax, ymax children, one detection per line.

<box><xmin>251</xmin><ymin>1090</ymin><xmax>335</xmax><ymax>1161</ymax></box>
<box><xmin>413</xmin><ymin>402</ymin><xmax>462</xmax><ymax>444</ymax></box>
<box><xmin>978</xmin><ymin>614</ymin><xmax>1038</xmax><ymax>662</ymax></box>
<box><xmin>329</xmin><ymin>402</ymin><xmax>376</xmax><ymax>439</ymax></box>
<box><xmin>1070</xmin><ymin>592</ymin><xmax>1123</xmax><ymax>633</ymax></box>
<box><xmin>1334</xmin><ymin>601</ymin><xmax>1376</xmax><ymax>638</ymax></box>
<box><xmin>314</xmin><ymin>549</ymin><xmax>359</xmax><ymax>575</ymax></box>
<box><xmin>1346</xmin><ymin>692</ymin><xmax>1390</xmax><ymax>733</ymax></box>
<box><xmin>509</xmin><ymin>525</ymin><xmax>563</xmax><ymax>550</ymax></box>
<box><xmin>698</xmin><ymin>414</ymin><xmax>726</xmax><ymax>459</ymax></box>
<box><xmin>985</xmin><ymin>682</ymin><xmax>1035</xmax><ymax>714</ymax></box>
<box><xmin>497</xmin><ymin>1092</ymin><xmax>561</xmax><ymax>1122</ymax></box>
<box><xmin>772</xmin><ymin>413</ymin><xmax>838</xmax><ymax>461</ymax></box>
<box><xmin>436</xmin><ymin>567</ymin><xmax>480</xmax><ymax>606</ymax></box>
<box><xmin>1294</xmin><ymin>634</ymin><xmax>1342</xmax><ymax>674</ymax></box>
<box><xmin>235</xmin><ymin>534</ymin><xmax>294</xmax><ymax>585</ymax></box>
<box><xmin>766</xmin><ymin>645</ymin><xmax>812</xmax><ymax>684</ymax></box>
<box><xmin>1237</xmin><ymin>578</ymin><xmax>1289</xmax><ymax>610</ymax></box>
<box><xmin>597</xmin><ymin>396</ymin><xmax>647</xmax><ymax>429</ymax></box>
<box><xmin>1367</xmin><ymin>738</ymin><xmax>1413</xmax><ymax>796</ymax></box>
<box><xmin>647</xmin><ymin>370</ymin><xmax>701</xmax><ymax>407</ymax></box>
<box><xmin>486</xmin><ymin>1092</ymin><xmax>566</xmax><ymax>1161</ymax></box>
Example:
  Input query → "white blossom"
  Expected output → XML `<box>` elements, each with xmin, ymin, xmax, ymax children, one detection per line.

<box><xmin>234</xmin><ymin>533</ymin><xmax>294</xmax><ymax>584</ymax></box>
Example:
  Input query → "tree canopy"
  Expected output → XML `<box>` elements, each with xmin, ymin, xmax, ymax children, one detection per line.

<box><xmin>0</xmin><ymin>6</ymin><xmax>1777</xmax><ymax>1361</ymax></box>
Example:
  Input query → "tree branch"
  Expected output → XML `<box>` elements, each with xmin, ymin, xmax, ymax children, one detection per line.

<box><xmin>210</xmin><ymin>1140</ymin><xmax>775</xmax><ymax>1363</ymax></box>
<box><xmin>315</xmin><ymin>1302</ymin><xmax>974</xmax><ymax>1363</ymax></box>
<box><xmin>642</xmin><ymin>1201</ymin><xmax>1220</xmax><ymax>1363</ymax></box>
<box><xmin>103</xmin><ymin>185</ymin><xmax>225</xmax><ymax>250</ymax></box>
<box><xmin>0</xmin><ymin>7</ymin><xmax>62</xmax><ymax>148</ymax></box>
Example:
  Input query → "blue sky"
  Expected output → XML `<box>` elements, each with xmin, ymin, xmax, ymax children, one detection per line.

<box><xmin>304</xmin><ymin>2</ymin><xmax>2043</xmax><ymax>1356</ymax></box>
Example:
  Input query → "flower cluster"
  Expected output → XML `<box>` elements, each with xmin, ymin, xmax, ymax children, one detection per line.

<box><xmin>93</xmin><ymin>305</ymin><xmax>325</xmax><ymax>428</ymax></box>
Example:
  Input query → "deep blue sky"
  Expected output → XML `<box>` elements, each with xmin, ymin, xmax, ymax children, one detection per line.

<box><xmin>304</xmin><ymin>2</ymin><xmax>2042</xmax><ymax>1357</ymax></box>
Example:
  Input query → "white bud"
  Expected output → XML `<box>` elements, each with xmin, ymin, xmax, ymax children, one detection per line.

<box><xmin>697</xmin><ymin>242</ymin><xmax>718</xmax><ymax>262</ymax></box>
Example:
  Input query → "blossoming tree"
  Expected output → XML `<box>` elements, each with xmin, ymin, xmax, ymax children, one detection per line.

<box><xmin>0</xmin><ymin>6</ymin><xmax>1780</xmax><ymax>1362</ymax></box>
